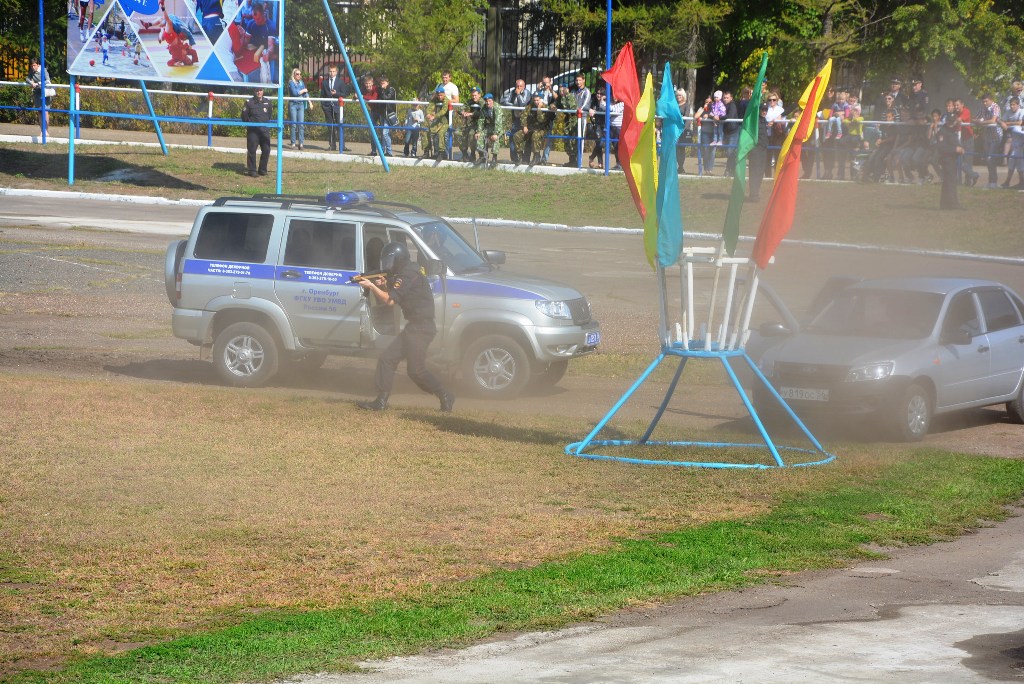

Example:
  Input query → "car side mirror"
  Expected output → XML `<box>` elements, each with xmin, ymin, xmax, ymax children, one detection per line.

<box><xmin>759</xmin><ymin>321</ymin><xmax>792</xmax><ymax>337</ymax></box>
<box><xmin>483</xmin><ymin>250</ymin><xmax>506</xmax><ymax>265</ymax></box>
<box><xmin>423</xmin><ymin>258</ymin><xmax>445</xmax><ymax>277</ymax></box>
<box><xmin>942</xmin><ymin>328</ymin><xmax>972</xmax><ymax>345</ymax></box>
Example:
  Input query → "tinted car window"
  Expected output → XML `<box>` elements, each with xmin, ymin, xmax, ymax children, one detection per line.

<box><xmin>978</xmin><ymin>289</ymin><xmax>1023</xmax><ymax>332</ymax></box>
<box><xmin>194</xmin><ymin>212</ymin><xmax>274</xmax><ymax>263</ymax></box>
<box><xmin>807</xmin><ymin>289</ymin><xmax>943</xmax><ymax>339</ymax></box>
<box><xmin>943</xmin><ymin>292</ymin><xmax>981</xmax><ymax>339</ymax></box>
<box><xmin>284</xmin><ymin>220</ymin><xmax>356</xmax><ymax>270</ymax></box>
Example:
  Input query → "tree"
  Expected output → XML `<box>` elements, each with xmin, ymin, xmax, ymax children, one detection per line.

<box><xmin>541</xmin><ymin>0</ymin><xmax>731</xmax><ymax>114</ymax></box>
<box><xmin>0</xmin><ymin>0</ymin><xmax>67</xmax><ymax>80</ymax></box>
<box><xmin>355</xmin><ymin>0</ymin><xmax>487</xmax><ymax>99</ymax></box>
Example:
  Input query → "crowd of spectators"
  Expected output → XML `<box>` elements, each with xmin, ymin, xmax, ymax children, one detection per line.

<box><xmin>21</xmin><ymin>55</ymin><xmax>1023</xmax><ymax>182</ymax></box>
<box><xmin>295</xmin><ymin>68</ymin><xmax>1019</xmax><ymax>183</ymax></box>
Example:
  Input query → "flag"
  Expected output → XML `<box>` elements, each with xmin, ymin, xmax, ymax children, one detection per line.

<box><xmin>632</xmin><ymin>72</ymin><xmax>659</xmax><ymax>267</ymax></box>
<box><xmin>655</xmin><ymin>62</ymin><xmax>684</xmax><ymax>268</ymax></box>
<box><xmin>750</xmin><ymin>60</ymin><xmax>832</xmax><ymax>270</ymax></box>
<box><xmin>602</xmin><ymin>43</ymin><xmax>644</xmax><ymax>217</ymax></box>
<box><xmin>775</xmin><ymin>60</ymin><xmax>833</xmax><ymax>177</ymax></box>
<box><xmin>722</xmin><ymin>52</ymin><xmax>768</xmax><ymax>256</ymax></box>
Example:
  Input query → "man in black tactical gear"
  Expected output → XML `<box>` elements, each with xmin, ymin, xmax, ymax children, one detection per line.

<box><xmin>356</xmin><ymin>241</ymin><xmax>455</xmax><ymax>412</ymax></box>
<box><xmin>240</xmin><ymin>86</ymin><xmax>273</xmax><ymax>176</ymax></box>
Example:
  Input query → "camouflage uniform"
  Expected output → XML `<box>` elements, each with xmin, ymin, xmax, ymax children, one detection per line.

<box><xmin>554</xmin><ymin>90</ymin><xmax>580</xmax><ymax>165</ymax></box>
<box><xmin>512</xmin><ymin>98</ymin><xmax>556</xmax><ymax>164</ymax></box>
<box><xmin>476</xmin><ymin>100</ymin><xmax>509</xmax><ymax>164</ymax></box>
<box><xmin>423</xmin><ymin>93</ymin><xmax>451</xmax><ymax>160</ymax></box>
<box><xmin>457</xmin><ymin>93</ymin><xmax>483</xmax><ymax>162</ymax></box>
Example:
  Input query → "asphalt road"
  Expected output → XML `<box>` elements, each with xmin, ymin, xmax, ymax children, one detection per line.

<box><xmin>3</xmin><ymin>192</ymin><xmax>1024</xmax><ymax>683</ymax></box>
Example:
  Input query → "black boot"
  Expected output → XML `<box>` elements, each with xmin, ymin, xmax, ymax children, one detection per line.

<box><xmin>357</xmin><ymin>393</ymin><xmax>389</xmax><ymax>411</ymax></box>
<box><xmin>437</xmin><ymin>390</ymin><xmax>455</xmax><ymax>413</ymax></box>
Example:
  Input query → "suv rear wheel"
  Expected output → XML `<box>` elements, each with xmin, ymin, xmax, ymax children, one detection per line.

<box><xmin>213</xmin><ymin>322</ymin><xmax>279</xmax><ymax>387</ymax></box>
<box><xmin>462</xmin><ymin>334</ymin><xmax>529</xmax><ymax>398</ymax></box>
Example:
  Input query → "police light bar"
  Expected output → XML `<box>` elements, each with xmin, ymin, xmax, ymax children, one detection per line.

<box><xmin>325</xmin><ymin>191</ymin><xmax>375</xmax><ymax>206</ymax></box>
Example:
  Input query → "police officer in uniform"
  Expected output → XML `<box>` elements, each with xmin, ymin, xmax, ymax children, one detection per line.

<box><xmin>240</xmin><ymin>86</ymin><xmax>273</xmax><ymax>176</ymax></box>
<box><xmin>357</xmin><ymin>242</ymin><xmax>455</xmax><ymax>412</ymax></box>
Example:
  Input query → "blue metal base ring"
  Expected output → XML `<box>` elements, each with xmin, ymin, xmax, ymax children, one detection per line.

<box><xmin>565</xmin><ymin>439</ymin><xmax>837</xmax><ymax>469</ymax></box>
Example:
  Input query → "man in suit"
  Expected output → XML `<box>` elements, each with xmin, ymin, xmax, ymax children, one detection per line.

<box><xmin>320</xmin><ymin>65</ymin><xmax>344</xmax><ymax>151</ymax></box>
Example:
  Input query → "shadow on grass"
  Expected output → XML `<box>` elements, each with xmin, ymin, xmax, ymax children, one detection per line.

<box><xmin>405</xmin><ymin>410</ymin><xmax>578</xmax><ymax>447</ymax></box>
<box><xmin>212</xmin><ymin>160</ymin><xmax>252</xmax><ymax>176</ymax></box>
<box><xmin>3</xmin><ymin>148</ymin><xmax>205</xmax><ymax>190</ymax></box>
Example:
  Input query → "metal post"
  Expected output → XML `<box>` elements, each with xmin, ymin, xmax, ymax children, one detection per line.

<box><xmin>207</xmin><ymin>91</ymin><xmax>214</xmax><ymax>147</ymax></box>
<box><xmin>138</xmin><ymin>81</ymin><xmax>168</xmax><ymax>155</ymax></box>
<box><xmin>275</xmin><ymin>0</ymin><xmax>285</xmax><ymax>193</ymax></box>
<box><xmin>604</xmin><ymin>0</ymin><xmax>611</xmax><ymax>176</ymax></box>
<box><xmin>37</xmin><ymin>0</ymin><xmax>47</xmax><ymax>144</ymax></box>
<box><xmin>74</xmin><ymin>81</ymin><xmax>81</xmax><ymax>140</ymax></box>
<box><xmin>319</xmin><ymin>0</ymin><xmax>389</xmax><ymax>171</ymax></box>
<box><xmin>68</xmin><ymin>75</ymin><xmax>76</xmax><ymax>186</ymax></box>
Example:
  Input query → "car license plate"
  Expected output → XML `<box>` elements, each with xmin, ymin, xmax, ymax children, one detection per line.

<box><xmin>586</xmin><ymin>331</ymin><xmax>600</xmax><ymax>346</ymax></box>
<box><xmin>780</xmin><ymin>386</ymin><xmax>829</xmax><ymax>402</ymax></box>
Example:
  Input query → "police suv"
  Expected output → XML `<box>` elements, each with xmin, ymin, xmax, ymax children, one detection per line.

<box><xmin>164</xmin><ymin>192</ymin><xmax>600</xmax><ymax>398</ymax></box>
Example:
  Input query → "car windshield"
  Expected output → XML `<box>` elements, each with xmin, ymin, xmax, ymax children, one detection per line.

<box><xmin>413</xmin><ymin>221</ymin><xmax>490</xmax><ymax>275</ymax></box>
<box><xmin>805</xmin><ymin>289</ymin><xmax>944</xmax><ymax>339</ymax></box>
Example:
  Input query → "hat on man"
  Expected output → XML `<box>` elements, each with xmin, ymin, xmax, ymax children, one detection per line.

<box><xmin>470</xmin><ymin>86</ymin><xmax>481</xmax><ymax>93</ymax></box>
<box><xmin>891</xmin><ymin>78</ymin><xmax>902</xmax><ymax>84</ymax></box>
<box><xmin>484</xmin><ymin>92</ymin><xmax>494</xmax><ymax>100</ymax></box>
<box><xmin>434</xmin><ymin>85</ymin><xmax>445</xmax><ymax>93</ymax></box>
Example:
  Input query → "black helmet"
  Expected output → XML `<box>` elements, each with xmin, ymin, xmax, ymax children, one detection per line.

<box><xmin>379</xmin><ymin>241</ymin><xmax>410</xmax><ymax>272</ymax></box>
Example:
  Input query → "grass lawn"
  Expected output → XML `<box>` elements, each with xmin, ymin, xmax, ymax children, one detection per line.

<box><xmin>1</xmin><ymin>374</ymin><xmax>1024</xmax><ymax>683</ymax></box>
<box><xmin>2</xmin><ymin>141</ymin><xmax>1024</xmax><ymax>682</ymax></box>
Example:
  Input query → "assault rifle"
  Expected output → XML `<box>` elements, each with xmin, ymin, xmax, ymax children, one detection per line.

<box><xmin>347</xmin><ymin>269</ymin><xmax>387</xmax><ymax>285</ymax></box>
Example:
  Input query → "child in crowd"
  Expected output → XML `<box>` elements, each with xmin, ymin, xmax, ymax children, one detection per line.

<box><xmin>825</xmin><ymin>90</ymin><xmax>849</xmax><ymax>140</ymax></box>
<box><xmin>710</xmin><ymin>90</ymin><xmax>725</xmax><ymax>145</ymax></box>
<box><xmin>404</xmin><ymin>103</ymin><xmax>424</xmax><ymax>157</ymax></box>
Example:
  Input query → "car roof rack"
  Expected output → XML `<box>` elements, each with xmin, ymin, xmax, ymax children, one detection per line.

<box><xmin>210</xmin><ymin>195</ymin><xmax>431</xmax><ymax>219</ymax></box>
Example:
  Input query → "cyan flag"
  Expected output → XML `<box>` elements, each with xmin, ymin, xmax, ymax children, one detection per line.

<box><xmin>654</xmin><ymin>63</ymin><xmax>684</xmax><ymax>268</ymax></box>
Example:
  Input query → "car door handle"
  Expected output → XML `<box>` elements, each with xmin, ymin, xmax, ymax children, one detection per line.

<box><xmin>281</xmin><ymin>269</ymin><xmax>302</xmax><ymax>279</ymax></box>
<box><xmin>977</xmin><ymin>345</ymin><xmax>990</xmax><ymax>353</ymax></box>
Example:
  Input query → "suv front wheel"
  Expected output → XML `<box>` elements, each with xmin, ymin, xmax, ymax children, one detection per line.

<box><xmin>213</xmin><ymin>322</ymin><xmax>280</xmax><ymax>387</ymax></box>
<box><xmin>461</xmin><ymin>334</ymin><xmax>530</xmax><ymax>398</ymax></box>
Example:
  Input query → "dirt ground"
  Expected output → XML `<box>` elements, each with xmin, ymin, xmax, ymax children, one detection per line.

<box><xmin>1</xmin><ymin>214</ymin><xmax>1022</xmax><ymax>458</ymax></box>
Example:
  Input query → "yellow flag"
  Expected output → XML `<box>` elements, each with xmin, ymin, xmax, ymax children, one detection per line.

<box><xmin>775</xmin><ymin>60</ymin><xmax>832</xmax><ymax>177</ymax></box>
<box><xmin>631</xmin><ymin>73</ymin><xmax>660</xmax><ymax>267</ymax></box>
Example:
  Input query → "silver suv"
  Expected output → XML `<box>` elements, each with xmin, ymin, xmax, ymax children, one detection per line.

<box><xmin>164</xmin><ymin>193</ymin><xmax>600</xmax><ymax>398</ymax></box>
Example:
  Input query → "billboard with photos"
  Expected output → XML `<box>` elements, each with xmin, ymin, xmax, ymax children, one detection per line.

<box><xmin>67</xmin><ymin>0</ymin><xmax>280</xmax><ymax>87</ymax></box>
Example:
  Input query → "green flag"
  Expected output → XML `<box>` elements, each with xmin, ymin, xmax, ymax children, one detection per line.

<box><xmin>723</xmin><ymin>52</ymin><xmax>769</xmax><ymax>256</ymax></box>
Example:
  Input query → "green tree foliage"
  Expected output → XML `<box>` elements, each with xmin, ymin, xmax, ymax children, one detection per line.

<box><xmin>1</xmin><ymin>0</ymin><xmax>67</xmax><ymax>80</ymax></box>
<box><xmin>357</xmin><ymin>0</ymin><xmax>486</xmax><ymax>99</ymax></box>
<box><xmin>877</xmin><ymin>0</ymin><xmax>1024</xmax><ymax>94</ymax></box>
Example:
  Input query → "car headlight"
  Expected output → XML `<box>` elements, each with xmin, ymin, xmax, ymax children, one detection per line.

<box><xmin>535</xmin><ymin>300</ymin><xmax>572</xmax><ymax>320</ymax></box>
<box><xmin>845</xmin><ymin>362</ymin><xmax>894</xmax><ymax>382</ymax></box>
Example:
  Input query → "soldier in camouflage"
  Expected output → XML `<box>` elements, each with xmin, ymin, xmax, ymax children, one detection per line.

<box><xmin>512</xmin><ymin>92</ymin><xmax>556</xmax><ymax>165</ymax></box>
<box><xmin>476</xmin><ymin>93</ymin><xmax>508</xmax><ymax>166</ymax></box>
<box><xmin>458</xmin><ymin>86</ymin><xmax>483</xmax><ymax>163</ymax></box>
<box><xmin>423</xmin><ymin>86</ymin><xmax>451</xmax><ymax>161</ymax></box>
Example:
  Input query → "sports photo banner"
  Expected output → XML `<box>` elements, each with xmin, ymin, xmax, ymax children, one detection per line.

<box><xmin>67</xmin><ymin>0</ymin><xmax>280</xmax><ymax>86</ymax></box>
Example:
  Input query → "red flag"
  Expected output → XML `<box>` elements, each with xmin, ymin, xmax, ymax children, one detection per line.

<box><xmin>749</xmin><ymin>74</ymin><xmax>825</xmax><ymax>270</ymax></box>
<box><xmin>602</xmin><ymin>43</ymin><xmax>644</xmax><ymax>217</ymax></box>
